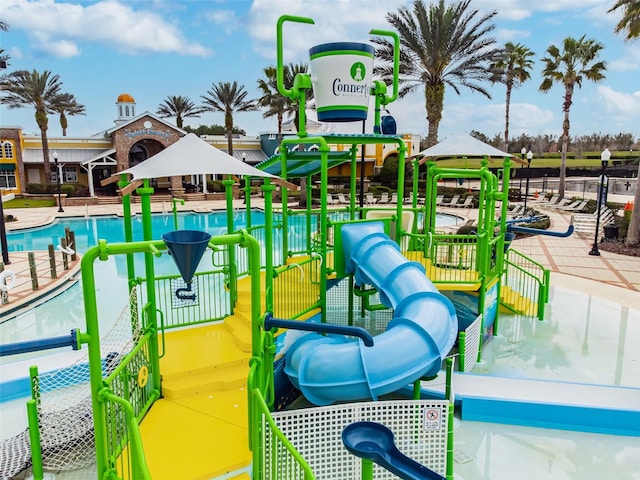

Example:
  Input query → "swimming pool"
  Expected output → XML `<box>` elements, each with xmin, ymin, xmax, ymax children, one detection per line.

<box><xmin>1</xmin><ymin>210</ymin><xmax>464</xmax><ymax>348</ymax></box>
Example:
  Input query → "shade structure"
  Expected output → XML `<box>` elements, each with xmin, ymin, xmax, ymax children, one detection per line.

<box><xmin>117</xmin><ymin>133</ymin><xmax>278</xmax><ymax>180</ymax></box>
<box><xmin>417</xmin><ymin>133</ymin><xmax>511</xmax><ymax>161</ymax></box>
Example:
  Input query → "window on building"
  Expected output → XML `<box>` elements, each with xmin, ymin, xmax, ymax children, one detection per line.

<box><xmin>63</xmin><ymin>165</ymin><xmax>77</xmax><ymax>183</ymax></box>
<box><xmin>0</xmin><ymin>164</ymin><xmax>16</xmax><ymax>188</ymax></box>
<box><xmin>1</xmin><ymin>142</ymin><xmax>13</xmax><ymax>159</ymax></box>
<box><xmin>131</xmin><ymin>106</ymin><xmax>135</xmax><ymax>116</ymax></box>
<box><xmin>125</xmin><ymin>106</ymin><xmax>130</xmax><ymax>116</ymax></box>
<box><xmin>119</xmin><ymin>106</ymin><xmax>123</xmax><ymax>117</ymax></box>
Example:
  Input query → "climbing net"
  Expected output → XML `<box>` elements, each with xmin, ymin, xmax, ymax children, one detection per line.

<box><xmin>0</xmin><ymin>286</ymin><xmax>142</xmax><ymax>480</ymax></box>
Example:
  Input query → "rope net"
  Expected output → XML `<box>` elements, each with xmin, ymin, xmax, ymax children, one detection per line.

<box><xmin>0</xmin><ymin>287</ymin><xmax>141</xmax><ymax>480</ymax></box>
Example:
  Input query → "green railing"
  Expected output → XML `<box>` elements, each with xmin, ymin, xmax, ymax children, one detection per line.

<box><xmin>248</xmin><ymin>355</ymin><xmax>315</xmax><ymax>480</ymax></box>
<box><xmin>235</xmin><ymin>224</ymin><xmax>286</xmax><ymax>276</ymax></box>
<box><xmin>101</xmin><ymin>330</ymin><xmax>159</xmax><ymax>480</ymax></box>
<box><xmin>148</xmin><ymin>269</ymin><xmax>231</xmax><ymax>329</ymax></box>
<box><xmin>430</xmin><ymin>235</ymin><xmax>478</xmax><ymax>273</ymax></box>
<box><xmin>504</xmin><ymin>249</ymin><xmax>550</xmax><ymax>320</ymax></box>
<box><xmin>272</xmin><ymin>255</ymin><xmax>322</xmax><ymax>320</ymax></box>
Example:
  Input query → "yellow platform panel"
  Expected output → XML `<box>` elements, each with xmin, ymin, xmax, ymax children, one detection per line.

<box><xmin>138</xmin><ymin>309</ymin><xmax>254</xmax><ymax>478</ymax></box>
<box><xmin>139</xmin><ymin>398</ymin><xmax>250</xmax><ymax>480</ymax></box>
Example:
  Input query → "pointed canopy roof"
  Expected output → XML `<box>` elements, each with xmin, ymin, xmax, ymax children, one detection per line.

<box><xmin>118</xmin><ymin>133</ymin><xmax>278</xmax><ymax>180</ymax></box>
<box><xmin>417</xmin><ymin>133</ymin><xmax>512</xmax><ymax>163</ymax></box>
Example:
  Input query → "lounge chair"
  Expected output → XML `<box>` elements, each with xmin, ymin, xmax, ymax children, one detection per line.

<box><xmin>453</xmin><ymin>196</ymin><xmax>474</xmax><ymax>208</ymax></box>
<box><xmin>551</xmin><ymin>199</ymin><xmax>580</xmax><ymax>211</ymax></box>
<box><xmin>506</xmin><ymin>204</ymin><xmax>525</xmax><ymax>218</ymax></box>
<box><xmin>441</xmin><ymin>195</ymin><xmax>460</xmax><ymax>207</ymax></box>
<box><xmin>435</xmin><ymin>195</ymin><xmax>444</xmax><ymax>206</ymax></box>
<box><xmin>327</xmin><ymin>194</ymin><xmax>339</xmax><ymax>205</ymax></box>
<box><xmin>559</xmin><ymin>200</ymin><xmax>589</xmax><ymax>212</ymax></box>
<box><xmin>550</xmin><ymin>198</ymin><xmax>571</xmax><ymax>209</ymax></box>
<box><xmin>337</xmin><ymin>193</ymin><xmax>349</xmax><ymax>204</ymax></box>
<box><xmin>379</xmin><ymin>192</ymin><xmax>390</xmax><ymax>204</ymax></box>
<box><xmin>537</xmin><ymin>194</ymin><xmax>559</xmax><ymax>206</ymax></box>
<box><xmin>366</xmin><ymin>193</ymin><xmax>378</xmax><ymax>205</ymax></box>
<box><xmin>390</xmin><ymin>193</ymin><xmax>398</xmax><ymax>204</ymax></box>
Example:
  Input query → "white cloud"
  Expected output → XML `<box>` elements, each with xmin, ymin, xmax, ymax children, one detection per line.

<box><xmin>204</xmin><ymin>9</ymin><xmax>239</xmax><ymax>35</ymax></box>
<box><xmin>608</xmin><ymin>45</ymin><xmax>640</xmax><ymax>72</ymax></box>
<box><xmin>1</xmin><ymin>0</ymin><xmax>212</xmax><ymax>57</ymax></box>
<box><xmin>247</xmin><ymin>0</ymin><xmax>406</xmax><ymax>62</ymax></box>
<box><xmin>441</xmin><ymin>101</ymin><xmax>555</xmax><ymax>139</ymax></box>
<box><xmin>595</xmin><ymin>86</ymin><xmax>640</xmax><ymax>121</ymax></box>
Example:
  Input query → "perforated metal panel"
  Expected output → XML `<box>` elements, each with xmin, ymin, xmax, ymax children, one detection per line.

<box><xmin>463</xmin><ymin>315</ymin><xmax>482</xmax><ymax>372</ymax></box>
<box><xmin>268</xmin><ymin>400</ymin><xmax>449</xmax><ymax>479</ymax></box>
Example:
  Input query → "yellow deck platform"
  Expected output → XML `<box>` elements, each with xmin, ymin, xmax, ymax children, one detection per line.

<box><xmin>138</xmin><ymin>283</ymin><xmax>255</xmax><ymax>479</ymax></box>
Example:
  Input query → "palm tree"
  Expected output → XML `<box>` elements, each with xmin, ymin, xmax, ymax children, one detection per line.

<box><xmin>539</xmin><ymin>36</ymin><xmax>606</xmax><ymax>199</ymax></box>
<box><xmin>609</xmin><ymin>0</ymin><xmax>640</xmax><ymax>41</ymax></box>
<box><xmin>257</xmin><ymin>63</ymin><xmax>313</xmax><ymax>140</ymax></box>
<box><xmin>257</xmin><ymin>66</ymin><xmax>286</xmax><ymax>140</ymax></box>
<box><xmin>51</xmin><ymin>93</ymin><xmax>86</xmax><ymax>136</ymax></box>
<box><xmin>372</xmin><ymin>0</ymin><xmax>501</xmax><ymax>147</ymax></box>
<box><xmin>156</xmin><ymin>95</ymin><xmax>206</xmax><ymax>129</ymax></box>
<box><xmin>0</xmin><ymin>20</ymin><xmax>9</xmax><ymax>69</ymax></box>
<box><xmin>609</xmin><ymin>1</ymin><xmax>640</xmax><ymax>246</ymax></box>
<box><xmin>489</xmin><ymin>42</ymin><xmax>535</xmax><ymax>151</ymax></box>
<box><xmin>0</xmin><ymin>70</ymin><xmax>67</xmax><ymax>182</ymax></box>
<box><xmin>200</xmin><ymin>81</ymin><xmax>257</xmax><ymax>156</ymax></box>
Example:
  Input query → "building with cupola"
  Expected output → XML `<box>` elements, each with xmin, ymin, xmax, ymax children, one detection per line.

<box><xmin>0</xmin><ymin>93</ymin><xmax>420</xmax><ymax>202</ymax></box>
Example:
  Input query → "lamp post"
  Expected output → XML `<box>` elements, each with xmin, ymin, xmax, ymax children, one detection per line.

<box><xmin>520</xmin><ymin>147</ymin><xmax>526</xmax><ymax>194</ymax></box>
<box><xmin>588</xmin><ymin>148</ymin><xmax>610</xmax><ymax>256</ymax></box>
<box><xmin>524</xmin><ymin>150</ymin><xmax>533</xmax><ymax>211</ymax></box>
<box><xmin>53</xmin><ymin>152</ymin><xmax>64</xmax><ymax>213</ymax></box>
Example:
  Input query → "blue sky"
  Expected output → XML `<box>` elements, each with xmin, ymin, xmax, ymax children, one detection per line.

<box><xmin>1</xmin><ymin>0</ymin><xmax>639</xmax><ymax>144</ymax></box>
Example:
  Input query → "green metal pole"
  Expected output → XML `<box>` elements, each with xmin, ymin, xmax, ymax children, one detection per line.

<box><xmin>263</xmin><ymin>179</ymin><xmax>275</xmax><ymax>313</ymax></box>
<box><xmin>27</xmin><ymin>399</ymin><xmax>44</xmax><ymax>480</ymax></box>
<box><xmin>138</xmin><ymin>179</ymin><xmax>161</xmax><ymax>394</ymax></box>
<box><xmin>171</xmin><ymin>198</ymin><xmax>184</xmax><ymax>231</ymax></box>
<box><xmin>80</xmin><ymin>244</ymin><xmax>108</xmax><ymax>477</ymax></box>
<box><xmin>396</xmin><ymin>140</ymin><xmax>406</xmax><ymax>242</ymax></box>
<box><xmin>244</xmin><ymin>176</ymin><xmax>252</xmax><ymax>218</ymax></box>
<box><xmin>27</xmin><ymin>365</ymin><xmax>44</xmax><ymax>480</ymax></box>
<box><xmin>118</xmin><ymin>175</ymin><xmax>136</xmax><ymax>288</ymax></box>
<box><xmin>445</xmin><ymin>357</ymin><xmax>454</xmax><ymax>480</ymax></box>
<box><xmin>224</xmin><ymin>179</ymin><xmax>238</xmax><ymax>305</ymax></box>
<box><xmin>281</xmin><ymin>172</ymin><xmax>289</xmax><ymax>264</ymax></box>
<box><xmin>361</xmin><ymin>458</ymin><xmax>374</xmax><ymax>480</ymax></box>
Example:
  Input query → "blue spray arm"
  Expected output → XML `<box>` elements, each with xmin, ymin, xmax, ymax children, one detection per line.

<box><xmin>264</xmin><ymin>314</ymin><xmax>374</xmax><ymax>347</ymax></box>
<box><xmin>507</xmin><ymin>218</ymin><xmax>574</xmax><ymax>237</ymax></box>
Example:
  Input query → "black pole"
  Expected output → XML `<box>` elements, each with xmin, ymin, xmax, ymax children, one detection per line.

<box><xmin>589</xmin><ymin>162</ymin><xmax>607</xmax><ymax>256</ymax></box>
<box><xmin>524</xmin><ymin>156</ymin><xmax>531</xmax><ymax>212</ymax></box>
<box><xmin>0</xmin><ymin>195</ymin><xmax>10</xmax><ymax>265</ymax></box>
<box><xmin>358</xmin><ymin>120</ymin><xmax>366</xmax><ymax>217</ymax></box>
<box><xmin>520</xmin><ymin>150</ymin><xmax>525</xmax><ymax>195</ymax></box>
<box><xmin>55</xmin><ymin>157</ymin><xmax>64</xmax><ymax>213</ymax></box>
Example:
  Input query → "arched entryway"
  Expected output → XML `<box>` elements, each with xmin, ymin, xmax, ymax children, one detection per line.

<box><xmin>128</xmin><ymin>138</ymin><xmax>172</xmax><ymax>190</ymax></box>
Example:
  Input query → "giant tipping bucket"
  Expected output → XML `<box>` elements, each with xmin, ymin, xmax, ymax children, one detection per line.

<box><xmin>309</xmin><ymin>41</ymin><xmax>374</xmax><ymax>122</ymax></box>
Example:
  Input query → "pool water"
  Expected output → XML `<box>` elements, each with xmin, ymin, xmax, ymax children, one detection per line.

<box><xmin>1</xmin><ymin>211</ymin><xmax>463</xmax><ymax>348</ymax></box>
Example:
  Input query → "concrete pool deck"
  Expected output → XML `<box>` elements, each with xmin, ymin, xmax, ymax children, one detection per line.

<box><xmin>2</xmin><ymin>195</ymin><xmax>640</xmax><ymax>480</ymax></box>
<box><xmin>3</xmin><ymin>195</ymin><xmax>640</xmax><ymax>308</ymax></box>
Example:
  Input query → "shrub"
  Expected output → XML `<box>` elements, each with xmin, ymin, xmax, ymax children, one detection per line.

<box><xmin>206</xmin><ymin>180</ymin><xmax>226</xmax><ymax>192</ymax></box>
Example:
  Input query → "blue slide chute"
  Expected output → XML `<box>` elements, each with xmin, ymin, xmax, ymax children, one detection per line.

<box><xmin>284</xmin><ymin>222</ymin><xmax>457</xmax><ymax>405</ymax></box>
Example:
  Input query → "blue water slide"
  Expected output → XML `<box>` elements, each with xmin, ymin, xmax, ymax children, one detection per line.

<box><xmin>284</xmin><ymin>222</ymin><xmax>457</xmax><ymax>405</ymax></box>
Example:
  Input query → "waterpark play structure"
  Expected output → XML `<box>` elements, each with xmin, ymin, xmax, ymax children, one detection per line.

<box><xmin>2</xmin><ymin>13</ymin><xmax>637</xmax><ymax>480</ymax></box>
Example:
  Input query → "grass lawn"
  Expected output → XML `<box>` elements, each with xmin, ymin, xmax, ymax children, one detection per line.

<box><xmin>3</xmin><ymin>198</ymin><xmax>56</xmax><ymax>208</ymax></box>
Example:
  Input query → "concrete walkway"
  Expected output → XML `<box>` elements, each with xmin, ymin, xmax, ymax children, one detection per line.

<box><xmin>2</xmin><ymin>195</ymin><xmax>640</xmax><ymax>319</ymax></box>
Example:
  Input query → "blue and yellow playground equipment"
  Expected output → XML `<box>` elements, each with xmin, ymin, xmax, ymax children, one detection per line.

<box><xmin>14</xmin><ymin>14</ymin><xmax>561</xmax><ymax>480</ymax></box>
